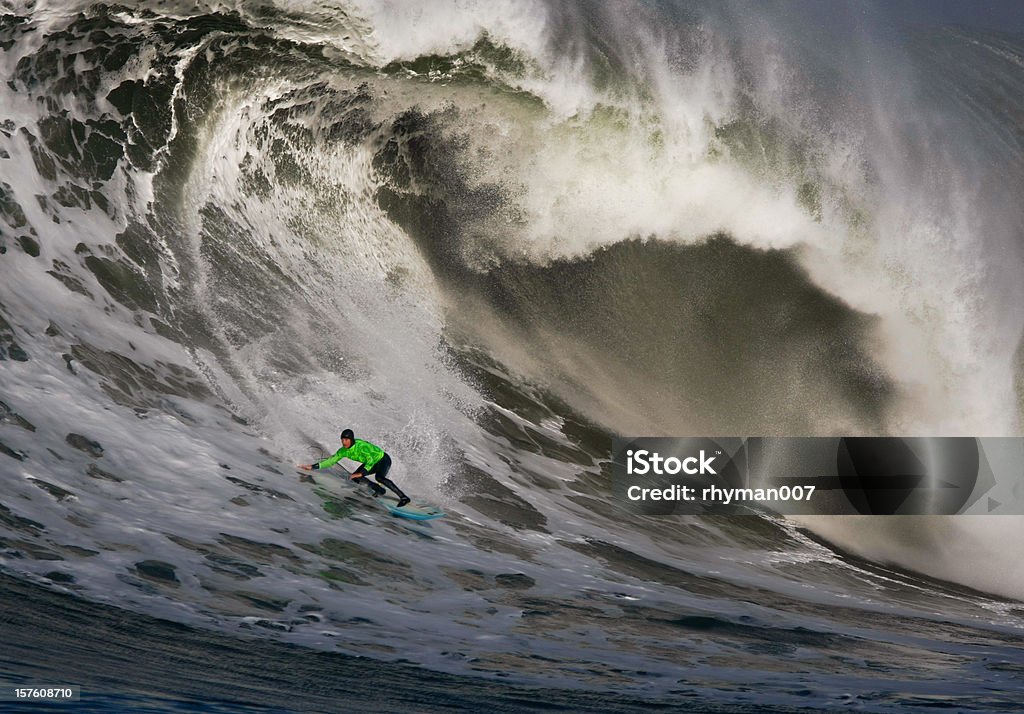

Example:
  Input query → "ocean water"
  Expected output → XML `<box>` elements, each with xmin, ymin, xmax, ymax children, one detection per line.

<box><xmin>2</xmin><ymin>1</ymin><xmax>1024</xmax><ymax>711</ymax></box>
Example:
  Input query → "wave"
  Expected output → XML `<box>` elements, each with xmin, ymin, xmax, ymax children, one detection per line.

<box><xmin>2</xmin><ymin>1</ymin><xmax>1024</xmax><ymax>708</ymax></box>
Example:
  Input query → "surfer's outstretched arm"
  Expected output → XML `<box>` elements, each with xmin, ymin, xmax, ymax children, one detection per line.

<box><xmin>298</xmin><ymin>449</ymin><xmax>345</xmax><ymax>472</ymax></box>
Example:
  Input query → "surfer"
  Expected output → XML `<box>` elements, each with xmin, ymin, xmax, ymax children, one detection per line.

<box><xmin>299</xmin><ymin>429</ymin><xmax>411</xmax><ymax>507</ymax></box>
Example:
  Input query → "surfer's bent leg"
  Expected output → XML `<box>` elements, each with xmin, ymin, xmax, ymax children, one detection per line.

<box><xmin>369</xmin><ymin>454</ymin><xmax>410</xmax><ymax>505</ymax></box>
<box><xmin>352</xmin><ymin>467</ymin><xmax>386</xmax><ymax>497</ymax></box>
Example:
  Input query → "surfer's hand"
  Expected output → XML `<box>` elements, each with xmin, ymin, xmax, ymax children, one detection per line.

<box><xmin>298</xmin><ymin>463</ymin><xmax>312</xmax><ymax>471</ymax></box>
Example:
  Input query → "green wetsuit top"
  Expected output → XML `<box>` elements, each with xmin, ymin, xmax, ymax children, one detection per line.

<box><xmin>314</xmin><ymin>439</ymin><xmax>385</xmax><ymax>471</ymax></box>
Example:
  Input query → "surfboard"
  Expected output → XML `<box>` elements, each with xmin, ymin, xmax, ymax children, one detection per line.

<box><xmin>303</xmin><ymin>472</ymin><xmax>444</xmax><ymax>521</ymax></box>
<box><xmin>376</xmin><ymin>493</ymin><xmax>445</xmax><ymax>521</ymax></box>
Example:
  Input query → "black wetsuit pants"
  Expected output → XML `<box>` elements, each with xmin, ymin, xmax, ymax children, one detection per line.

<box><xmin>353</xmin><ymin>454</ymin><xmax>407</xmax><ymax>500</ymax></box>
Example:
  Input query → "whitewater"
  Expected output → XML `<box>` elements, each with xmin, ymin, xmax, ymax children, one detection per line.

<box><xmin>2</xmin><ymin>1</ymin><xmax>1024</xmax><ymax>711</ymax></box>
